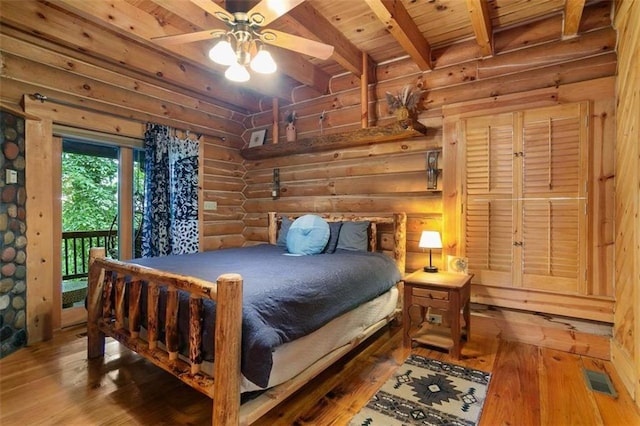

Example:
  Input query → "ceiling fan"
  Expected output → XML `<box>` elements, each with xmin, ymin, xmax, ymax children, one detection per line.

<box><xmin>152</xmin><ymin>0</ymin><xmax>334</xmax><ymax>81</ymax></box>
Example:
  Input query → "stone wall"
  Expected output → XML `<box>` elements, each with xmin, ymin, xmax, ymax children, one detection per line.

<box><xmin>0</xmin><ymin>111</ymin><xmax>27</xmax><ymax>358</ymax></box>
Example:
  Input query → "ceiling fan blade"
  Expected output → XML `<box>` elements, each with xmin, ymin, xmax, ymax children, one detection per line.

<box><xmin>262</xmin><ymin>29</ymin><xmax>334</xmax><ymax>60</ymax></box>
<box><xmin>152</xmin><ymin>29</ymin><xmax>226</xmax><ymax>46</ymax></box>
<box><xmin>189</xmin><ymin>0</ymin><xmax>235</xmax><ymax>23</ymax></box>
<box><xmin>247</xmin><ymin>0</ymin><xmax>306</xmax><ymax>27</ymax></box>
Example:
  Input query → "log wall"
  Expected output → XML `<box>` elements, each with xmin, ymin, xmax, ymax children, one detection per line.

<box><xmin>11</xmin><ymin>97</ymin><xmax>245</xmax><ymax>341</ymax></box>
<box><xmin>242</xmin><ymin>3</ymin><xmax>617</xmax><ymax>284</ymax></box>
<box><xmin>441</xmin><ymin>78</ymin><xmax>615</xmax><ymax>322</ymax></box>
<box><xmin>246</xmin><ymin>3</ymin><xmax>615</xmax><ymax>143</ymax></box>
<box><xmin>611</xmin><ymin>0</ymin><xmax>640</xmax><ymax>408</ymax></box>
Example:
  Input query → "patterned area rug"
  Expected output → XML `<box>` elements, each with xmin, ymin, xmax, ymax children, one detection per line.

<box><xmin>350</xmin><ymin>354</ymin><xmax>491</xmax><ymax>426</ymax></box>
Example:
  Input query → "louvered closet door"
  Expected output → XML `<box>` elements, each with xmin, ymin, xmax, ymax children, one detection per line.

<box><xmin>520</xmin><ymin>104</ymin><xmax>588</xmax><ymax>293</ymax></box>
<box><xmin>463</xmin><ymin>114</ymin><xmax>515</xmax><ymax>287</ymax></box>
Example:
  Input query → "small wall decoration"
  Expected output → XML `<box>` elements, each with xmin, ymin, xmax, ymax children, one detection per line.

<box><xmin>385</xmin><ymin>85</ymin><xmax>424</xmax><ymax>123</ymax></box>
<box><xmin>426</xmin><ymin>150</ymin><xmax>440</xmax><ymax>189</ymax></box>
<box><xmin>447</xmin><ymin>255</ymin><xmax>469</xmax><ymax>274</ymax></box>
<box><xmin>249</xmin><ymin>129</ymin><xmax>267</xmax><ymax>147</ymax></box>
<box><xmin>284</xmin><ymin>110</ymin><xmax>297</xmax><ymax>142</ymax></box>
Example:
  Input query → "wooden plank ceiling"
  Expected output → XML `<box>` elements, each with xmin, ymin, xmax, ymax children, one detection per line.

<box><xmin>0</xmin><ymin>0</ymin><xmax>594</xmax><ymax>114</ymax></box>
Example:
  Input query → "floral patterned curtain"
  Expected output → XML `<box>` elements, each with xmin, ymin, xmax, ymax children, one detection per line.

<box><xmin>141</xmin><ymin>124</ymin><xmax>199</xmax><ymax>257</ymax></box>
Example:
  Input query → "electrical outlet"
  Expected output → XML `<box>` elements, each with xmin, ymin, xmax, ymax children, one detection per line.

<box><xmin>427</xmin><ymin>314</ymin><xmax>442</xmax><ymax>324</ymax></box>
<box><xmin>5</xmin><ymin>169</ymin><xmax>17</xmax><ymax>184</ymax></box>
<box><xmin>204</xmin><ymin>201</ymin><xmax>217</xmax><ymax>211</ymax></box>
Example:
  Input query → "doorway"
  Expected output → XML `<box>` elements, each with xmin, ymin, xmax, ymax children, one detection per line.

<box><xmin>58</xmin><ymin>137</ymin><xmax>144</xmax><ymax>327</ymax></box>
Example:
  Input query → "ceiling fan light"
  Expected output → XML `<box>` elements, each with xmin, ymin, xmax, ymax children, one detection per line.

<box><xmin>250</xmin><ymin>48</ymin><xmax>277</xmax><ymax>74</ymax></box>
<box><xmin>209</xmin><ymin>39</ymin><xmax>236</xmax><ymax>66</ymax></box>
<box><xmin>225</xmin><ymin>63</ymin><xmax>250</xmax><ymax>82</ymax></box>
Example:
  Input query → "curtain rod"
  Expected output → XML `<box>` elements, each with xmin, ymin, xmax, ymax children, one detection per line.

<box><xmin>29</xmin><ymin>93</ymin><xmax>227</xmax><ymax>142</ymax></box>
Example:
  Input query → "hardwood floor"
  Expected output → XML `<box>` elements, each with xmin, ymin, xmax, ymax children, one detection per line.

<box><xmin>1</xmin><ymin>324</ymin><xmax>638</xmax><ymax>425</ymax></box>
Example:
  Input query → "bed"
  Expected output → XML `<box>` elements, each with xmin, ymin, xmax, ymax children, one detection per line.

<box><xmin>87</xmin><ymin>212</ymin><xmax>407</xmax><ymax>425</ymax></box>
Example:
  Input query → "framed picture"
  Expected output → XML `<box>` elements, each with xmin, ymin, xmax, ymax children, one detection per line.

<box><xmin>249</xmin><ymin>129</ymin><xmax>267</xmax><ymax>147</ymax></box>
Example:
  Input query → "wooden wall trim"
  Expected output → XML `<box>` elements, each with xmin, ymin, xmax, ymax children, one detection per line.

<box><xmin>23</xmin><ymin>98</ymin><xmax>145</xmax><ymax>139</ymax></box>
<box><xmin>24</xmin><ymin>112</ymin><xmax>55</xmax><ymax>343</ymax></box>
<box><xmin>472</xmin><ymin>285</ymin><xmax>614</xmax><ymax>323</ymax></box>
<box><xmin>611</xmin><ymin>337</ymin><xmax>636</xmax><ymax>401</ymax></box>
<box><xmin>472</xmin><ymin>304</ymin><xmax>611</xmax><ymax>360</ymax></box>
<box><xmin>612</xmin><ymin>0</ymin><xmax>640</xmax><ymax>408</ymax></box>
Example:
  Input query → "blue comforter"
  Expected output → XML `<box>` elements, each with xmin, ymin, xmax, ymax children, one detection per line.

<box><xmin>128</xmin><ymin>244</ymin><xmax>401</xmax><ymax>388</ymax></box>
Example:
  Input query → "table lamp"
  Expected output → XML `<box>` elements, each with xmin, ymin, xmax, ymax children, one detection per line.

<box><xmin>419</xmin><ymin>230</ymin><xmax>442</xmax><ymax>273</ymax></box>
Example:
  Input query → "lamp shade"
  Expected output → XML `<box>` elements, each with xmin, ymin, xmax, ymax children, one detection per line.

<box><xmin>225</xmin><ymin>63</ymin><xmax>250</xmax><ymax>82</ymax></box>
<box><xmin>209</xmin><ymin>39</ymin><xmax>236</xmax><ymax>66</ymax></box>
<box><xmin>418</xmin><ymin>231</ymin><xmax>442</xmax><ymax>249</ymax></box>
<box><xmin>250</xmin><ymin>47</ymin><xmax>277</xmax><ymax>74</ymax></box>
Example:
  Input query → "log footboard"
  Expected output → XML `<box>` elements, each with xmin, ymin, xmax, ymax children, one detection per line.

<box><xmin>87</xmin><ymin>247</ymin><xmax>242</xmax><ymax>425</ymax></box>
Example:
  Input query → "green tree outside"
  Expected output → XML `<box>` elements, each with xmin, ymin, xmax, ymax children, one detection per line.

<box><xmin>62</xmin><ymin>152</ymin><xmax>118</xmax><ymax>232</ymax></box>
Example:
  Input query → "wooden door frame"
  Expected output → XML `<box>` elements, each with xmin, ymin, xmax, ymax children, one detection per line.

<box><xmin>24</xmin><ymin>96</ymin><xmax>144</xmax><ymax>339</ymax></box>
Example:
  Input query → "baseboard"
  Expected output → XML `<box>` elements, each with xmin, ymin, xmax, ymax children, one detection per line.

<box><xmin>470</xmin><ymin>304</ymin><xmax>612</xmax><ymax>359</ymax></box>
<box><xmin>610</xmin><ymin>338</ymin><xmax>636</xmax><ymax>402</ymax></box>
<box><xmin>471</xmin><ymin>285</ymin><xmax>614</xmax><ymax>323</ymax></box>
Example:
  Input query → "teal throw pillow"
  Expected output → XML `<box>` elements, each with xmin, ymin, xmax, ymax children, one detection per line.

<box><xmin>286</xmin><ymin>214</ymin><xmax>330</xmax><ymax>255</ymax></box>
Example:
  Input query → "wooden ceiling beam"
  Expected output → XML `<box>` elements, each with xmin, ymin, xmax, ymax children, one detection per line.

<box><xmin>283</xmin><ymin>2</ymin><xmax>364</xmax><ymax>76</ymax></box>
<box><xmin>563</xmin><ymin>0</ymin><xmax>586</xmax><ymax>37</ymax></box>
<box><xmin>365</xmin><ymin>0</ymin><xmax>432</xmax><ymax>71</ymax></box>
<box><xmin>465</xmin><ymin>0</ymin><xmax>494</xmax><ymax>57</ymax></box>
<box><xmin>269</xmin><ymin>49</ymin><xmax>330</xmax><ymax>95</ymax></box>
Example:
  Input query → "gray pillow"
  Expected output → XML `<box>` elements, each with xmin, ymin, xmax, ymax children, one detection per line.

<box><xmin>276</xmin><ymin>216</ymin><xmax>292</xmax><ymax>247</ymax></box>
<box><xmin>322</xmin><ymin>221</ymin><xmax>343</xmax><ymax>254</ymax></box>
<box><xmin>336</xmin><ymin>221</ymin><xmax>370</xmax><ymax>251</ymax></box>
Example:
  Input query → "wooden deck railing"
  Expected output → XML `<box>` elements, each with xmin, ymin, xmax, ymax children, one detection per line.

<box><xmin>62</xmin><ymin>230</ymin><xmax>116</xmax><ymax>280</ymax></box>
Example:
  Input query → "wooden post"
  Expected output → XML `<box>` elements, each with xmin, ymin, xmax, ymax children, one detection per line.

<box><xmin>189</xmin><ymin>294</ymin><xmax>203</xmax><ymax>375</ymax></box>
<box><xmin>114</xmin><ymin>276</ymin><xmax>126</xmax><ymax>330</ymax></box>
<box><xmin>166</xmin><ymin>286</ymin><xmax>179</xmax><ymax>361</ymax></box>
<box><xmin>212</xmin><ymin>273</ymin><xmax>243</xmax><ymax>426</ymax></box>
<box><xmin>129</xmin><ymin>280</ymin><xmax>142</xmax><ymax>338</ymax></box>
<box><xmin>147</xmin><ymin>282</ymin><xmax>159</xmax><ymax>350</ymax></box>
<box><xmin>394</xmin><ymin>212</ymin><xmax>407</xmax><ymax>275</ymax></box>
<box><xmin>369</xmin><ymin>222</ymin><xmax>377</xmax><ymax>252</ymax></box>
<box><xmin>87</xmin><ymin>247</ymin><xmax>106</xmax><ymax>359</ymax></box>
<box><xmin>102</xmin><ymin>272</ymin><xmax>114</xmax><ymax>322</ymax></box>
<box><xmin>268</xmin><ymin>212</ymin><xmax>277</xmax><ymax>244</ymax></box>
<box><xmin>272</xmin><ymin>98</ymin><xmax>279</xmax><ymax>144</ymax></box>
<box><xmin>360</xmin><ymin>52</ymin><xmax>369</xmax><ymax>128</ymax></box>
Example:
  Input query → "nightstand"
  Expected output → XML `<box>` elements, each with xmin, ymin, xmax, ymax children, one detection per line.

<box><xmin>403</xmin><ymin>270</ymin><xmax>473</xmax><ymax>359</ymax></box>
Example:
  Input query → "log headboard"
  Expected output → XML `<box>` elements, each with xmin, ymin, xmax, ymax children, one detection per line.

<box><xmin>266</xmin><ymin>211</ymin><xmax>407</xmax><ymax>275</ymax></box>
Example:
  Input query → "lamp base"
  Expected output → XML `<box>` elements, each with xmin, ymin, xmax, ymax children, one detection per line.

<box><xmin>423</xmin><ymin>265</ymin><xmax>438</xmax><ymax>273</ymax></box>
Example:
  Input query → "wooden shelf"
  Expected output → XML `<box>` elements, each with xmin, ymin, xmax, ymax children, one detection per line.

<box><xmin>240</xmin><ymin>122</ymin><xmax>428</xmax><ymax>160</ymax></box>
<box><xmin>411</xmin><ymin>323</ymin><xmax>455</xmax><ymax>349</ymax></box>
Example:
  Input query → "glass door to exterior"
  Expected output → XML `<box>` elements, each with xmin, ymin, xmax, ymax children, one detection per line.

<box><xmin>59</xmin><ymin>138</ymin><xmax>143</xmax><ymax>327</ymax></box>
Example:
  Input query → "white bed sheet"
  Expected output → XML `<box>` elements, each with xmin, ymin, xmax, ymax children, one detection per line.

<box><xmin>169</xmin><ymin>286</ymin><xmax>398</xmax><ymax>392</ymax></box>
<box><xmin>240</xmin><ymin>285</ymin><xmax>398</xmax><ymax>392</ymax></box>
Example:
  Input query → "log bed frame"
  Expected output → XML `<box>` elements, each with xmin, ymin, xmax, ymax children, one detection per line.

<box><xmin>87</xmin><ymin>212</ymin><xmax>407</xmax><ymax>425</ymax></box>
